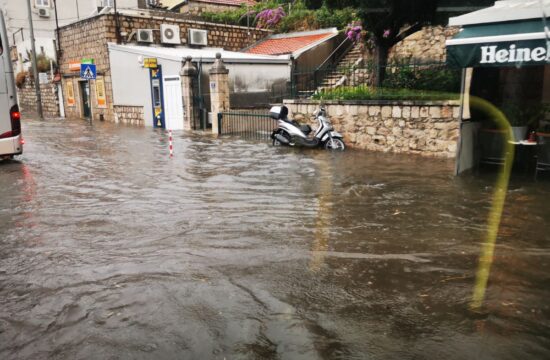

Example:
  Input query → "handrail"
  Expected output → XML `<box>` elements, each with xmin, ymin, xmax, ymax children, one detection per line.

<box><xmin>316</xmin><ymin>37</ymin><xmax>354</xmax><ymax>72</ymax></box>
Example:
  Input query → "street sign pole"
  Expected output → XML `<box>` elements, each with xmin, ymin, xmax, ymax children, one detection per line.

<box><xmin>88</xmin><ymin>79</ymin><xmax>92</xmax><ymax>124</ymax></box>
<box><xmin>80</xmin><ymin>63</ymin><xmax>96</xmax><ymax>124</ymax></box>
<box><xmin>26</xmin><ymin>0</ymin><xmax>43</xmax><ymax>119</ymax></box>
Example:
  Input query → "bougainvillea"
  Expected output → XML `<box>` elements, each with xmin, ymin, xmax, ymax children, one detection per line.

<box><xmin>255</xmin><ymin>6</ymin><xmax>287</xmax><ymax>29</ymax></box>
<box><xmin>346</xmin><ymin>23</ymin><xmax>363</xmax><ymax>42</ymax></box>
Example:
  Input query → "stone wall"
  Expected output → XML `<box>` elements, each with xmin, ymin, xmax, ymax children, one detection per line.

<box><xmin>283</xmin><ymin>99</ymin><xmax>461</xmax><ymax>158</ymax></box>
<box><xmin>179</xmin><ymin>2</ymin><xmax>242</xmax><ymax>15</ymax></box>
<box><xmin>115</xmin><ymin>13</ymin><xmax>268</xmax><ymax>51</ymax></box>
<box><xmin>114</xmin><ymin>105</ymin><xmax>145</xmax><ymax>126</ymax></box>
<box><xmin>17</xmin><ymin>74</ymin><xmax>60</xmax><ymax>118</ymax></box>
<box><xmin>389</xmin><ymin>26</ymin><xmax>460</xmax><ymax>62</ymax></box>
<box><xmin>58</xmin><ymin>12</ymin><xmax>270</xmax><ymax>123</ymax></box>
<box><xmin>59</xmin><ymin>15</ymin><xmax>114</xmax><ymax>122</ymax></box>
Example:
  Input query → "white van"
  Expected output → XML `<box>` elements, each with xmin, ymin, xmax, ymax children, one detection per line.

<box><xmin>0</xmin><ymin>12</ymin><xmax>23</xmax><ymax>159</ymax></box>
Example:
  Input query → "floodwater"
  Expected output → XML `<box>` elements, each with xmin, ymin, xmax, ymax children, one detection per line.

<box><xmin>1</xmin><ymin>117</ymin><xmax>549</xmax><ymax>360</ymax></box>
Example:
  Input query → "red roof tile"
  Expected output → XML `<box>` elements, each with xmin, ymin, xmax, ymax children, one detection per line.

<box><xmin>192</xmin><ymin>0</ymin><xmax>256</xmax><ymax>6</ymax></box>
<box><xmin>245</xmin><ymin>33</ymin><xmax>333</xmax><ymax>55</ymax></box>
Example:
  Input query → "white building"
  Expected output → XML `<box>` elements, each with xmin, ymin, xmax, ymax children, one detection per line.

<box><xmin>0</xmin><ymin>0</ymin><xmax>148</xmax><ymax>71</ymax></box>
<box><xmin>108</xmin><ymin>43</ymin><xmax>291</xmax><ymax>128</ymax></box>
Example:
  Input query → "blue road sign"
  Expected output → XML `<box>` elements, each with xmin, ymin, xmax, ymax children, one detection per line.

<box><xmin>80</xmin><ymin>64</ymin><xmax>96</xmax><ymax>80</ymax></box>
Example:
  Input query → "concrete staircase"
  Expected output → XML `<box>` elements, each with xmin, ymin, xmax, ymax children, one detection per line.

<box><xmin>318</xmin><ymin>42</ymin><xmax>364</xmax><ymax>89</ymax></box>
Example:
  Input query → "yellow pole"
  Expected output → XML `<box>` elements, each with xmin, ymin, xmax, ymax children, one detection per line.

<box><xmin>469</xmin><ymin>96</ymin><xmax>515</xmax><ymax>312</ymax></box>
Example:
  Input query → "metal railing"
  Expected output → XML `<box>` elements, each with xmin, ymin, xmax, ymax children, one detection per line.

<box><xmin>218</xmin><ymin>112</ymin><xmax>277</xmax><ymax>140</ymax></box>
<box><xmin>291</xmin><ymin>60</ymin><xmax>461</xmax><ymax>97</ymax></box>
<box><xmin>316</xmin><ymin>37</ymin><xmax>354</xmax><ymax>73</ymax></box>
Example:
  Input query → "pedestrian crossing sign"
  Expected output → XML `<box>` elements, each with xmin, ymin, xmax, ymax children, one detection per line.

<box><xmin>80</xmin><ymin>64</ymin><xmax>96</xmax><ymax>80</ymax></box>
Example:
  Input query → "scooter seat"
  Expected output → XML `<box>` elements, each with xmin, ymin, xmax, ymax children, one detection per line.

<box><xmin>283</xmin><ymin>118</ymin><xmax>312</xmax><ymax>135</ymax></box>
<box><xmin>300</xmin><ymin>125</ymin><xmax>312</xmax><ymax>135</ymax></box>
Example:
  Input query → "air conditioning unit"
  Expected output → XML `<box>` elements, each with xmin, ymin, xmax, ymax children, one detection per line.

<box><xmin>137</xmin><ymin>29</ymin><xmax>154</xmax><ymax>43</ymax></box>
<box><xmin>188</xmin><ymin>29</ymin><xmax>207</xmax><ymax>46</ymax></box>
<box><xmin>38</xmin><ymin>8</ymin><xmax>50</xmax><ymax>18</ymax></box>
<box><xmin>160</xmin><ymin>24</ymin><xmax>180</xmax><ymax>45</ymax></box>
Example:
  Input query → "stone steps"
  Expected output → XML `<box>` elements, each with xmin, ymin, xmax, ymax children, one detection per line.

<box><xmin>314</xmin><ymin>42</ymin><xmax>364</xmax><ymax>93</ymax></box>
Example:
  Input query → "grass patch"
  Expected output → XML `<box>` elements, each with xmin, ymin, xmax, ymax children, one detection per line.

<box><xmin>311</xmin><ymin>86</ymin><xmax>460</xmax><ymax>101</ymax></box>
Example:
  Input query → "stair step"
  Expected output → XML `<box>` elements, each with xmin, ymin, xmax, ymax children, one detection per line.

<box><xmin>314</xmin><ymin>44</ymin><xmax>365</xmax><ymax>91</ymax></box>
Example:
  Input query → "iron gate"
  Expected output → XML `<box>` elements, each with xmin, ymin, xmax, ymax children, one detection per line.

<box><xmin>191</xmin><ymin>61</ymin><xmax>208</xmax><ymax>130</ymax></box>
<box><xmin>218</xmin><ymin>112</ymin><xmax>277</xmax><ymax>140</ymax></box>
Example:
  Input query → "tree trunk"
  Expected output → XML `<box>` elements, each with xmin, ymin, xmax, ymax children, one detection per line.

<box><xmin>372</xmin><ymin>44</ymin><xmax>389</xmax><ymax>88</ymax></box>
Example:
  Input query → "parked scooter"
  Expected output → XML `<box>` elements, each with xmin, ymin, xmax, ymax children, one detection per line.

<box><xmin>269</xmin><ymin>105</ymin><xmax>345</xmax><ymax>150</ymax></box>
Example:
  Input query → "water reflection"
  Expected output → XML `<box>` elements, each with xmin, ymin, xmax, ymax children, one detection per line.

<box><xmin>310</xmin><ymin>157</ymin><xmax>333</xmax><ymax>272</ymax></box>
<box><xmin>0</xmin><ymin>118</ymin><xmax>549</xmax><ymax>359</ymax></box>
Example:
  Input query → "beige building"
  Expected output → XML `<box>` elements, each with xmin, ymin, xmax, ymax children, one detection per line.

<box><xmin>57</xmin><ymin>8</ymin><xmax>270</xmax><ymax>124</ymax></box>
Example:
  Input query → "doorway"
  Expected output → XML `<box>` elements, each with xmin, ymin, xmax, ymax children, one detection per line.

<box><xmin>79</xmin><ymin>81</ymin><xmax>91</xmax><ymax>119</ymax></box>
<box><xmin>162</xmin><ymin>75</ymin><xmax>184</xmax><ymax>130</ymax></box>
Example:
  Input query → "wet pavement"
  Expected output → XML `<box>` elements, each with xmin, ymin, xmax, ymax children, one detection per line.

<box><xmin>1</xmin><ymin>117</ymin><xmax>549</xmax><ymax>359</ymax></box>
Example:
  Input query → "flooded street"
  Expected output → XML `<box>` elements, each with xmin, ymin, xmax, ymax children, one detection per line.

<box><xmin>1</xmin><ymin>117</ymin><xmax>549</xmax><ymax>359</ymax></box>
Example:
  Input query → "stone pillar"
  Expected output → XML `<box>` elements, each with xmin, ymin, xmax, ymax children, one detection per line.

<box><xmin>180</xmin><ymin>56</ymin><xmax>197</xmax><ymax>131</ymax></box>
<box><xmin>209</xmin><ymin>53</ymin><xmax>230</xmax><ymax>134</ymax></box>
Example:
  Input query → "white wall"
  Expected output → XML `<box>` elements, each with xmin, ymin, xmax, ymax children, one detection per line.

<box><xmin>216</xmin><ymin>63</ymin><xmax>290</xmax><ymax>93</ymax></box>
<box><xmin>109</xmin><ymin>48</ymin><xmax>183</xmax><ymax>127</ymax></box>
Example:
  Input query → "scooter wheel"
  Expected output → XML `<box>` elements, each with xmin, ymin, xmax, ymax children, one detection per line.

<box><xmin>272</xmin><ymin>131</ymin><xmax>290</xmax><ymax>146</ymax></box>
<box><xmin>324</xmin><ymin>138</ymin><xmax>345</xmax><ymax>151</ymax></box>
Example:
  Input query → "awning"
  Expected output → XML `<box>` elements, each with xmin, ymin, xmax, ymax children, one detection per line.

<box><xmin>446</xmin><ymin>18</ymin><xmax>550</xmax><ymax>68</ymax></box>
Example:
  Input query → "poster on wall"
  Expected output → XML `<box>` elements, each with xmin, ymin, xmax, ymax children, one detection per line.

<box><xmin>95</xmin><ymin>78</ymin><xmax>107</xmax><ymax>108</ymax></box>
<box><xmin>66</xmin><ymin>81</ymin><xmax>75</xmax><ymax>107</ymax></box>
<box><xmin>38</xmin><ymin>73</ymin><xmax>49</xmax><ymax>84</ymax></box>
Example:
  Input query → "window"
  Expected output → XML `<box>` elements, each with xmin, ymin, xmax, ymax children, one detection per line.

<box><xmin>35</xmin><ymin>0</ymin><xmax>50</xmax><ymax>7</ymax></box>
<box><xmin>102</xmin><ymin>0</ymin><xmax>114</xmax><ymax>7</ymax></box>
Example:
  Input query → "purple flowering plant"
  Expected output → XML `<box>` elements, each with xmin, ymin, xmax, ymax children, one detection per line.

<box><xmin>255</xmin><ymin>6</ymin><xmax>287</xmax><ymax>29</ymax></box>
<box><xmin>346</xmin><ymin>23</ymin><xmax>363</xmax><ymax>42</ymax></box>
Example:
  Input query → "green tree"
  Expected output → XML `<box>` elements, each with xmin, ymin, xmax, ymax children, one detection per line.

<box><xmin>322</xmin><ymin>0</ymin><xmax>495</xmax><ymax>86</ymax></box>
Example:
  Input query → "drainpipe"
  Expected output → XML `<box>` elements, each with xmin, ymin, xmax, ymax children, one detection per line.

<box><xmin>53</xmin><ymin>0</ymin><xmax>60</xmax><ymax>63</ymax></box>
<box><xmin>114</xmin><ymin>0</ymin><xmax>121</xmax><ymax>44</ymax></box>
<box><xmin>289</xmin><ymin>55</ymin><xmax>295</xmax><ymax>98</ymax></box>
